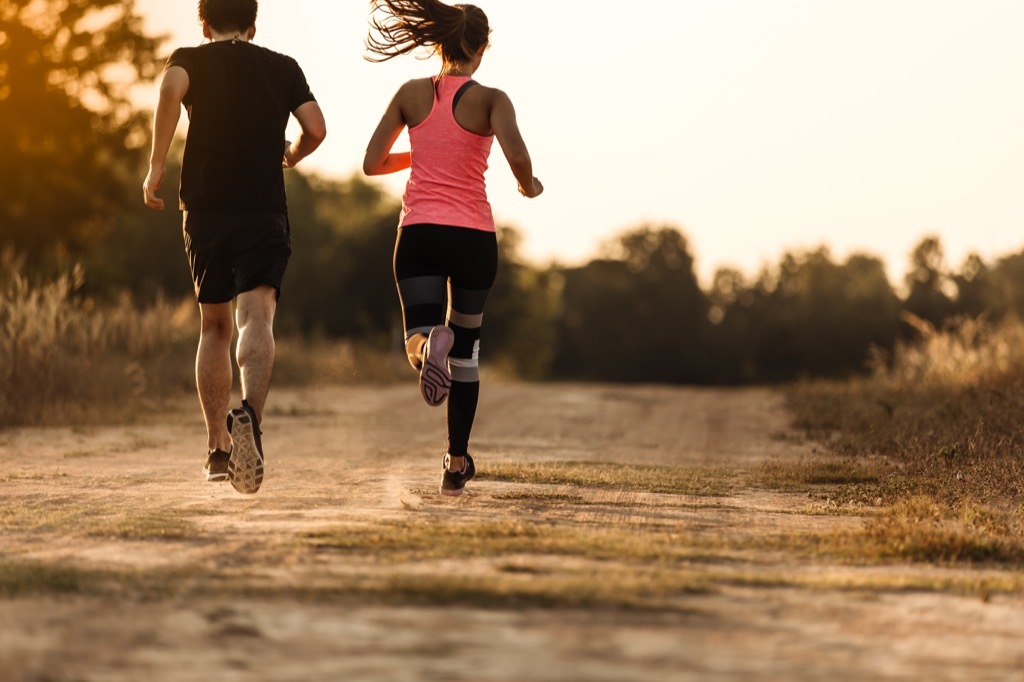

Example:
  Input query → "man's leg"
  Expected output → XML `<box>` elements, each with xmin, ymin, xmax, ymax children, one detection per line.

<box><xmin>235</xmin><ymin>285</ymin><xmax>278</xmax><ymax>423</ymax></box>
<box><xmin>196</xmin><ymin>302</ymin><xmax>234</xmax><ymax>452</ymax></box>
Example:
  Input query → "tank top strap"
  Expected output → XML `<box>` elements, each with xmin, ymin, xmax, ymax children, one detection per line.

<box><xmin>452</xmin><ymin>79</ymin><xmax>478</xmax><ymax>112</ymax></box>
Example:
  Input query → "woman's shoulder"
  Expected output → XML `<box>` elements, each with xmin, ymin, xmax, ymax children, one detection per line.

<box><xmin>397</xmin><ymin>77</ymin><xmax>435</xmax><ymax>96</ymax></box>
<box><xmin>465</xmin><ymin>83</ymin><xmax>514</xmax><ymax>114</ymax></box>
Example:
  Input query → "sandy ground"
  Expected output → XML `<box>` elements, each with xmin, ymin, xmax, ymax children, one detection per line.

<box><xmin>1</xmin><ymin>382</ymin><xmax>1023</xmax><ymax>681</ymax></box>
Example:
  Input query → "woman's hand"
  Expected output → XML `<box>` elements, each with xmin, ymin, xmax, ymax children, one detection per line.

<box><xmin>518</xmin><ymin>177</ymin><xmax>543</xmax><ymax>198</ymax></box>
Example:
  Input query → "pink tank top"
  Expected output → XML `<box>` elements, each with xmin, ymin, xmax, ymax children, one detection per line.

<box><xmin>399</xmin><ymin>76</ymin><xmax>495</xmax><ymax>232</ymax></box>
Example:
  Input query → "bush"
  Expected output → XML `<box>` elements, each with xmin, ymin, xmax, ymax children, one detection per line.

<box><xmin>0</xmin><ymin>257</ymin><xmax>196</xmax><ymax>426</ymax></box>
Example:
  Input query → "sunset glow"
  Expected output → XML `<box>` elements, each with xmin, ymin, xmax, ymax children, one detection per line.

<box><xmin>135</xmin><ymin>1</ymin><xmax>1024</xmax><ymax>284</ymax></box>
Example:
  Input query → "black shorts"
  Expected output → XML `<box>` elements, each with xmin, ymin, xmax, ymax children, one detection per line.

<box><xmin>183</xmin><ymin>211</ymin><xmax>291</xmax><ymax>304</ymax></box>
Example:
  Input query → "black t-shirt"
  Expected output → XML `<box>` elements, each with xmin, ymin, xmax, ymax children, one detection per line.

<box><xmin>167</xmin><ymin>41</ymin><xmax>316</xmax><ymax>213</ymax></box>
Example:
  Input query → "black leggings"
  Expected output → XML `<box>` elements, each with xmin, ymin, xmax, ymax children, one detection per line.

<box><xmin>393</xmin><ymin>224</ymin><xmax>498</xmax><ymax>457</ymax></box>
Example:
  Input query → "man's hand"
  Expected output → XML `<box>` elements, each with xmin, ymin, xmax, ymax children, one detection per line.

<box><xmin>282</xmin><ymin>140</ymin><xmax>297</xmax><ymax>168</ymax></box>
<box><xmin>143</xmin><ymin>166</ymin><xmax>166</xmax><ymax>210</ymax></box>
<box><xmin>283</xmin><ymin>102</ymin><xmax>327</xmax><ymax>169</ymax></box>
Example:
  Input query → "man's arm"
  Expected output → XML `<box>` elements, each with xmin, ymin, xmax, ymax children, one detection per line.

<box><xmin>143</xmin><ymin>66</ymin><xmax>189</xmax><ymax>210</ymax></box>
<box><xmin>283</xmin><ymin>101</ymin><xmax>327</xmax><ymax>168</ymax></box>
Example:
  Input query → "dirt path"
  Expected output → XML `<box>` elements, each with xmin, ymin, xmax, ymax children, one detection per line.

<box><xmin>1</xmin><ymin>382</ymin><xmax>1022</xmax><ymax>681</ymax></box>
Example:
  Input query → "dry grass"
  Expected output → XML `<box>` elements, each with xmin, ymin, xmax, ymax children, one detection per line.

<box><xmin>753</xmin><ymin>455</ymin><xmax>886</xmax><ymax>490</ymax></box>
<box><xmin>0</xmin><ymin>261</ymin><xmax>408</xmax><ymax>427</ymax></box>
<box><xmin>0</xmin><ymin>261</ymin><xmax>196</xmax><ymax>426</ymax></box>
<box><xmin>273</xmin><ymin>336</ymin><xmax>410</xmax><ymax>387</ymax></box>
<box><xmin>4</xmin><ymin>497</ymin><xmax>1020</xmax><ymax>607</ymax></box>
<box><xmin>786</xmin><ymin>315</ymin><xmax>1024</xmax><ymax>565</ymax></box>
<box><xmin>483</xmin><ymin>461</ymin><xmax>736</xmax><ymax>496</ymax></box>
<box><xmin>0</xmin><ymin>562</ymin><xmax>125</xmax><ymax>598</ymax></box>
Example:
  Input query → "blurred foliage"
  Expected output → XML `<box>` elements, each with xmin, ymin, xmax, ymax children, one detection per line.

<box><xmin>6</xmin><ymin>4</ymin><xmax>1024</xmax><ymax>386</ymax></box>
<box><xmin>550</xmin><ymin>226</ymin><xmax>713</xmax><ymax>383</ymax></box>
<box><xmin>0</xmin><ymin>251</ymin><xmax>195</xmax><ymax>426</ymax></box>
<box><xmin>709</xmin><ymin>248</ymin><xmax>902</xmax><ymax>383</ymax></box>
<box><xmin>0</xmin><ymin>0</ymin><xmax>161</xmax><ymax>266</ymax></box>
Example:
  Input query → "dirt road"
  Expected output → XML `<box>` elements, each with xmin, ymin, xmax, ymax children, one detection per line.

<box><xmin>1</xmin><ymin>382</ymin><xmax>1022</xmax><ymax>681</ymax></box>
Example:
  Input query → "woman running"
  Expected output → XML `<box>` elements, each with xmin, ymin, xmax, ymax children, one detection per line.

<box><xmin>363</xmin><ymin>0</ymin><xmax>543</xmax><ymax>496</ymax></box>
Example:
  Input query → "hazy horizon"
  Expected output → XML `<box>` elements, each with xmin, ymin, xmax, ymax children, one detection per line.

<box><xmin>134</xmin><ymin>1</ymin><xmax>1024</xmax><ymax>286</ymax></box>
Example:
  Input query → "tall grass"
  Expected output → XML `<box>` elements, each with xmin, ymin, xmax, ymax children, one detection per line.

<box><xmin>0</xmin><ymin>258</ymin><xmax>196</xmax><ymax>426</ymax></box>
<box><xmin>787</xmin><ymin>313</ymin><xmax>1024</xmax><ymax>564</ymax></box>
<box><xmin>0</xmin><ymin>257</ymin><xmax>413</xmax><ymax>427</ymax></box>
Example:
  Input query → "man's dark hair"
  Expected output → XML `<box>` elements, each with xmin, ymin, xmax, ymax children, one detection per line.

<box><xmin>199</xmin><ymin>0</ymin><xmax>258</xmax><ymax>33</ymax></box>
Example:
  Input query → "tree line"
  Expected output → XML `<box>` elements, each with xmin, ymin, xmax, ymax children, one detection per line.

<box><xmin>4</xmin><ymin>1</ymin><xmax>1024</xmax><ymax>385</ymax></box>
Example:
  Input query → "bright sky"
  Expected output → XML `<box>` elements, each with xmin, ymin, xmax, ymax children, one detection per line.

<box><xmin>134</xmin><ymin>1</ymin><xmax>1024</xmax><ymax>286</ymax></box>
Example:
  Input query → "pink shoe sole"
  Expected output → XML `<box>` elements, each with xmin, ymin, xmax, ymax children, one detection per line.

<box><xmin>420</xmin><ymin>326</ymin><xmax>454</xmax><ymax>406</ymax></box>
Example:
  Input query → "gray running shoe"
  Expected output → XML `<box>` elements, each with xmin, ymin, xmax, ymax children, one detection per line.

<box><xmin>202</xmin><ymin>448</ymin><xmax>231</xmax><ymax>482</ymax></box>
<box><xmin>227</xmin><ymin>400</ymin><xmax>264</xmax><ymax>494</ymax></box>
<box><xmin>440</xmin><ymin>453</ymin><xmax>475</xmax><ymax>497</ymax></box>
<box><xmin>420</xmin><ymin>325</ymin><xmax>454</xmax><ymax>406</ymax></box>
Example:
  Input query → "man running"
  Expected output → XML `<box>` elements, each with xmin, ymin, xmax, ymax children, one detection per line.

<box><xmin>143</xmin><ymin>0</ymin><xmax>326</xmax><ymax>494</ymax></box>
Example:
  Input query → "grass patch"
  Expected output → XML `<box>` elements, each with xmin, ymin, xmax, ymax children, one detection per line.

<box><xmin>786</xmin><ymin>316</ymin><xmax>1024</xmax><ymax>566</ymax></box>
<box><xmin>0</xmin><ymin>471</ymin><xmax>67</xmax><ymax>482</ymax></box>
<box><xmin>1</xmin><ymin>502</ymin><xmax>199</xmax><ymax>541</ymax></box>
<box><xmin>0</xmin><ymin>263</ymin><xmax>197</xmax><ymax>428</ymax></box>
<box><xmin>306</xmin><ymin>518</ymin><xmax>694</xmax><ymax>563</ymax></box>
<box><xmin>854</xmin><ymin>497</ymin><xmax>1024</xmax><ymax>564</ymax></box>
<box><xmin>296</xmin><ymin>518</ymin><xmax>721</xmax><ymax>608</ymax></box>
<box><xmin>482</xmin><ymin>461</ymin><xmax>735</xmax><ymax>496</ymax></box>
<box><xmin>101</xmin><ymin>514</ymin><xmax>197</xmax><ymax>541</ymax></box>
<box><xmin>491</xmin><ymin>490</ymin><xmax>586</xmax><ymax>504</ymax></box>
<box><xmin>361</xmin><ymin>569</ymin><xmax>712</xmax><ymax>610</ymax></box>
<box><xmin>0</xmin><ymin>562</ymin><xmax>120</xmax><ymax>597</ymax></box>
<box><xmin>753</xmin><ymin>456</ymin><xmax>884</xmax><ymax>490</ymax></box>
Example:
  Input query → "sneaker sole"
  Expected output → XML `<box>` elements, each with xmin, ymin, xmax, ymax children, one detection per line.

<box><xmin>228</xmin><ymin>411</ymin><xmax>264</xmax><ymax>494</ymax></box>
<box><xmin>204</xmin><ymin>471</ymin><xmax>229</xmax><ymax>482</ymax></box>
<box><xmin>420</xmin><ymin>326</ymin><xmax>454</xmax><ymax>406</ymax></box>
<box><xmin>439</xmin><ymin>486</ymin><xmax>466</xmax><ymax>497</ymax></box>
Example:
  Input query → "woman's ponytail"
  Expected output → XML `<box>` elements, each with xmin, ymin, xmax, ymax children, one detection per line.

<box><xmin>366</xmin><ymin>0</ymin><xmax>490</xmax><ymax>69</ymax></box>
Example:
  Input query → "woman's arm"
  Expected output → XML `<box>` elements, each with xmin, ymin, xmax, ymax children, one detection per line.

<box><xmin>490</xmin><ymin>90</ymin><xmax>543</xmax><ymax>198</ymax></box>
<box><xmin>363</xmin><ymin>86</ymin><xmax>411</xmax><ymax>176</ymax></box>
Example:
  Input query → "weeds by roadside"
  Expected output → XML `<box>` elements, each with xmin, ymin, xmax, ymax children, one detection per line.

<box><xmin>785</xmin><ymin>314</ymin><xmax>1024</xmax><ymax>565</ymax></box>
<box><xmin>0</xmin><ymin>259</ymin><xmax>408</xmax><ymax>428</ymax></box>
<box><xmin>0</xmin><ymin>257</ymin><xmax>196</xmax><ymax>426</ymax></box>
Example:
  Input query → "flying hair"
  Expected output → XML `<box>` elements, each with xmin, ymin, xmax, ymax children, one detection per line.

<box><xmin>366</xmin><ymin>0</ymin><xmax>490</xmax><ymax>71</ymax></box>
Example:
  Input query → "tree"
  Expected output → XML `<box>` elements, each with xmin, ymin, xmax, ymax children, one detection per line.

<box><xmin>951</xmin><ymin>253</ymin><xmax>990</xmax><ymax>319</ymax></box>
<box><xmin>902</xmin><ymin>235</ymin><xmax>955</xmax><ymax>329</ymax></box>
<box><xmin>988</xmin><ymin>251</ymin><xmax>1024</xmax><ymax>320</ymax></box>
<box><xmin>0</xmin><ymin>0</ymin><xmax>161</xmax><ymax>264</ymax></box>
<box><xmin>280</xmin><ymin>173</ymin><xmax>404</xmax><ymax>341</ymax></box>
<box><xmin>482</xmin><ymin>226</ymin><xmax>563</xmax><ymax>379</ymax></box>
<box><xmin>551</xmin><ymin>225</ymin><xmax>712</xmax><ymax>383</ymax></box>
<box><xmin>712</xmin><ymin>248</ymin><xmax>900</xmax><ymax>382</ymax></box>
<box><xmin>79</xmin><ymin>139</ymin><xmax>193</xmax><ymax>301</ymax></box>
